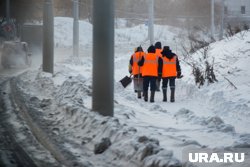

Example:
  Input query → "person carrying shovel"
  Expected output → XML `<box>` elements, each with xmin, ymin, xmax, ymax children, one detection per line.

<box><xmin>129</xmin><ymin>46</ymin><xmax>145</xmax><ymax>98</ymax></box>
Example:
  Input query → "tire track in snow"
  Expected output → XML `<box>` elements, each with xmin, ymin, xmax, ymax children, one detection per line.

<box><xmin>9</xmin><ymin>78</ymin><xmax>73</xmax><ymax>167</ymax></box>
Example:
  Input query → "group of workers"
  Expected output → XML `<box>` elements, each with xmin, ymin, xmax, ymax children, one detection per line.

<box><xmin>129</xmin><ymin>41</ymin><xmax>182</xmax><ymax>103</ymax></box>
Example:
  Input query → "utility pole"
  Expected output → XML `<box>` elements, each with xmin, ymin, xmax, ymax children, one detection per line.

<box><xmin>43</xmin><ymin>0</ymin><xmax>54</xmax><ymax>74</ymax></box>
<box><xmin>6</xmin><ymin>0</ymin><xmax>10</xmax><ymax>22</ymax></box>
<box><xmin>148</xmin><ymin>0</ymin><xmax>154</xmax><ymax>45</ymax></box>
<box><xmin>73</xmin><ymin>0</ymin><xmax>79</xmax><ymax>57</ymax></box>
<box><xmin>92</xmin><ymin>0</ymin><xmax>114</xmax><ymax>116</ymax></box>
<box><xmin>5</xmin><ymin>0</ymin><xmax>10</xmax><ymax>40</ymax></box>
<box><xmin>211</xmin><ymin>0</ymin><xmax>215</xmax><ymax>39</ymax></box>
<box><xmin>220</xmin><ymin>0</ymin><xmax>225</xmax><ymax>40</ymax></box>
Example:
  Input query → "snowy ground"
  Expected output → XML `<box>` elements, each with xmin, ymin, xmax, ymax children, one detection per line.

<box><xmin>0</xmin><ymin>17</ymin><xmax>250</xmax><ymax>166</ymax></box>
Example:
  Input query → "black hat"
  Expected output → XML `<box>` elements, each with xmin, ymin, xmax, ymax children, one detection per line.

<box><xmin>155</xmin><ymin>41</ymin><xmax>162</xmax><ymax>49</ymax></box>
<box><xmin>136</xmin><ymin>46</ymin><xmax>143</xmax><ymax>52</ymax></box>
<box><xmin>147</xmin><ymin>45</ymin><xmax>155</xmax><ymax>53</ymax></box>
<box><xmin>161</xmin><ymin>46</ymin><xmax>171</xmax><ymax>55</ymax></box>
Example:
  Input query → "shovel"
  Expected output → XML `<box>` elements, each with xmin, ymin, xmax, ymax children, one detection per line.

<box><xmin>177</xmin><ymin>75</ymin><xmax>184</xmax><ymax>79</ymax></box>
<box><xmin>120</xmin><ymin>75</ymin><xmax>132</xmax><ymax>88</ymax></box>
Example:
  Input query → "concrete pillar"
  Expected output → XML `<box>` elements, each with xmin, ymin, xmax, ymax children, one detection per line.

<box><xmin>92</xmin><ymin>0</ymin><xmax>114</xmax><ymax>116</ymax></box>
<box><xmin>43</xmin><ymin>0</ymin><xmax>54</xmax><ymax>74</ymax></box>
<box><xmin>73</xmin><ymin>0</ymin><xmax>79</xmax><ymax>57</ymax></box>
<box><xmin>211</xmin><ymin>0</ymin><xmax>215</xmax><ymax>38</ymax></box>
<box><xmin>148</xmin><ymin>0</ymin><xmax>154</xmax><ymax>45</ymax></box>
<box><xmin>6</xmin><ymin>0</ymin><xmax>10</xmax><ymax>22</ymax></box>
<box><xmin>220</xmin><ymin>0</ymin><xmax>225</xmax><ymax>40</ymax></box>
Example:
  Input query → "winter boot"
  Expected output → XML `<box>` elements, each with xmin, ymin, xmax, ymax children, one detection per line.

<box><xmin>170</xmin><ymin>88</ymin><xmax>175</xmax><ymax>102</ymax></box>
<box><xmin>144</xmin><ymin>91</ymin><xmax>148</xmax><ymax>102</ymax></box>
<box><xmin>137</xmin><ymin>91</ymin><xmax>142</xmax><ymax>99</ymax></box>
<box><xmin>163</xmin><ymin>89</ymin><xmax>167</xmax><ymax>102</ymax></box>
<box><xmin>150</xmin><ymin>91</ymin><xmax>155</xmax><ymax>103</ymax></box>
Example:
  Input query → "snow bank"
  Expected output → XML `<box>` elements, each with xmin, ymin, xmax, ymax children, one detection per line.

<box><xmin>54</xmin><ymin>17</ymin><xmax>181</xmax><ymax>50</ymax></box>
<box><xmin>186</xmin><ymin>30</ymin><xmax>250</xmax><ymax>134</ymax></box>
<box><xmin>54</xmin><ymin>17</ymin><xmax>93</xmax><ymax>48</ymax></box>
<box><xmin>14</xmin><ymin>70</ymin><xmax>182</xmax><ymax>167</ymax></box>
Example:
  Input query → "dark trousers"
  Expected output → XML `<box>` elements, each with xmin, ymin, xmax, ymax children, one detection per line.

<box><xmin>162</xmin><ymin>77</ymin><xmax>176</xmax><ymax>90</ymax></box>
<box><xmin>143</xmin><ymin>76</ymin><xmax>157</xmax><ymax>92</ymax></box>
<box><xmin>156</xmin><ymin>77</ymin><xmax>161</xmax><ymax>91</ymax></box>
<box><xmin>134</xmin><ymin>74</ymin><xmax>142</xmax><ymax>78</ymax></box>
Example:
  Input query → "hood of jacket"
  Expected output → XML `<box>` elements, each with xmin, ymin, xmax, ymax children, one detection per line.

<box><xmin>165</xmin><ymin>52</ymin><xmax>175</xmax><ymax>59</ymax></box>
<box><xmin>155</xmin><ymin>41</ymin><xmax>162</xmax><ymax>49</ymax></box>
<box><xmin>161</xmin><ymin>46</ymin><xmax>175</xmax><ymax>59</ymax></box>
<box><xmin>147</xmin><ymin>45</ymin><xmax>156</xmax><ymax>53</ymax></box>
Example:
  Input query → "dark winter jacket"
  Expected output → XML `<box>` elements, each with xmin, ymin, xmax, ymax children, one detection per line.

<box><xmin>155</xmin><ymin>41</ymin><xmax>162</xmax><ymax>49</ymax></box>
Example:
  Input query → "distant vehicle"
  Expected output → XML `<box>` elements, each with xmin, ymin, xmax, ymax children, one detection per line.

<box><xmin>0</xmin><ymin>17</ymin><xmax>31</xmax><ymax>68</ymax></box>
<box><xmin>1</xmin><ymin>41</ymin><xmax>31</xmax><ymax>68</ymax></box>
<box><xmin>0</xmin><ymin>17</ymin><xmax>16</xmax><ymax>40</ymax></box>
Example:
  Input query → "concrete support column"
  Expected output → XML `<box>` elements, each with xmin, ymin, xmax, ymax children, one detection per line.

<box><xmin>43</xmin><ymin>0</ymin><xmax>54</xmax><ymax>74</ymax></box>
<box><xmin>92</xmin><ymin>0</ymin><xmax>114</xmax><ymax>116</ymax></box>
<box><xmin>6</xmin><ymin>0</ymin><xmax>10</xmax><ymax>22</ymax></box>
<box><xmin>148</xmin><ymin>0</ymin><xmax>154</xmax><ymax>45</ymax></box>
<box><xmin>220</xmin><ymin>0</ymin><xmax>225</xmax><ymax>40</ymax></box>
<box><xmin>211</xmin><ymin>0</ymin><xmax>215</xmax><ymax>38</ymax></box>
<box><xmin>73</xmin><ymin>0</ymin><xmax>79</xmax><ymax>57</ymax></box>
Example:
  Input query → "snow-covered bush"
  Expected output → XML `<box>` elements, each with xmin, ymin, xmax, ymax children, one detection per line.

<box><xmin>226</xmin><ymin>23</ymin><xmax>250</xmax><ymax>38</ymax></box>
<box><xmin>180</xmin><ymin>27</ymin><xmax>217</xmax><ymax>87</ymax></box>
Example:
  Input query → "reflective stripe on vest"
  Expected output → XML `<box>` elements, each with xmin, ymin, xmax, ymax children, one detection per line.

<box><xmin>142</xmin><ymin>53</ymin><xmax>158</xmax><ymax>77</ymax></box>
<box><xmin>132</xmin><ymin>52</ymin><xmax>144</xmax><ymax>75</ymax></box>
<box><xmin>162</xmin><ymin>56</ymin><xmax>177</xmax><ymax>77</ymax></box>
<box><xmin>133</xmin><ymin>54</ymin><xmax>139</xmax><ymax>62</ymax></box>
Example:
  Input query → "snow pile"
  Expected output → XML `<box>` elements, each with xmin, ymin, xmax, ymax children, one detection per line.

<box><xmin>115</xmin><ymin>24</ymin><xmax>178</xmax><ymax>47</ymax></box>
<box><xmin>54</xmin><ymin>17</ymin><xmax>180</xmax><ymax>49</ymax></box>
<box><xmin>54</xmin><ymin>17</ymin><xmax>93</xmax><ymax>48</ymax></box>
<box><xmin>184</xmin><ymin>30</ymin><xmax>250</xmax><ymax>134</ymax></box>
<box><xmin>174</xmin><ymin>109</ymin><xmax>235</xmax><ymax>133</ymax></box>
<box><xmin>13</xmin><ymin>69</ymin><xmax>182</xmax><ymax>167</ymax></box>
<box><xmin>55</xmin><ymin>75</ymin><xmax>91</xmax><ymax>107</ymax></box>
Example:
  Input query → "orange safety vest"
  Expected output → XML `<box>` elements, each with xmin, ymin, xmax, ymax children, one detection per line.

<box><xmin>142</xmin><ymin>53</ymin><xmax>158</xmax><ymax>77</ymax></box>
<box><xmin>132</xmin><ymin>51</ymin><xmax>144</xmax><ymax>75</ymax></box>
<box><xmin>162</xmin><ymin>56</ymin><xmax>177</xmax><ymax>77</ymax></box>
<box><xmin>155</xmin><ymin>49</ymin><xmax>162</xmax><ymax>58</ymax></box>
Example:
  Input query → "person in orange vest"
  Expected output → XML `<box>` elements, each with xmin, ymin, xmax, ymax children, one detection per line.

<box><xmin>129</xmin><ymin>46</ymin><xmax>145</xmax><ymax>98</ymax></box>
<box><xmin>128</xmin><ymin>47</ymin><xmax>137</xmax><ymax>76</ymax></box>
<box><xmin>155</xmin><ymin>41</ymin><xmax>163</xmax><ymax>91</ymax></box>
<box><xmin>160</xmin><ymin>46</ymin><xmax>181</xmax><ymax>102</ymax></box>
<box><xmin>138</xmin><ymin>45</ymin><xmax>163</xmax><ymax>102</ymax></box>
